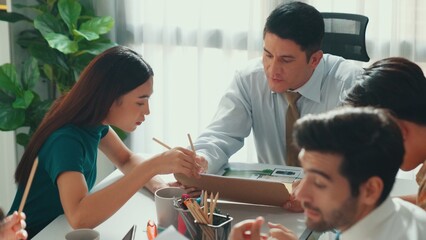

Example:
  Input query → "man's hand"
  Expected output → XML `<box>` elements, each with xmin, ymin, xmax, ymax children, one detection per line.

<box><xmin>267</xmin><ymin>222</ymin><xmax>298</xmax><ymax>240</ymax></box>
<box><xmin>229</xmin><ymin>216</ymin><xmax>267</xmax><ymax>240</ymax></box>
<box><xmin>282</xmin><ymin>179</ymin><xmax>304</xmax><ymax>212</ymax></box>
<box><xmin>195</xmin><ymin>155</ymin><xmax>208</xmax><ymax>173</ymax></box>
<box><xmin>229</xmin><ymin>217</ymin><xmax>298</xmax><ymax>240</ymax></box>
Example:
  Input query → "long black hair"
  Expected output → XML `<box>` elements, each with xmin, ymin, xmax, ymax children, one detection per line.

<box><xmin>15</xmin><ymin>46</ymin><xmax>154</xmax><ymax>186</ymax></box>
<box><xmin>344</xmin><ymin>57</ymin><xmax>426</xmax><ymax>125</ymax></box>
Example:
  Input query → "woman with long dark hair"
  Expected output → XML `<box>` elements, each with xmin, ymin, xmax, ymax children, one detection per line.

<box><xmin>8</xmin><ymin>46</ymin><xmax>203</xmax><ymax>237</ymax></box>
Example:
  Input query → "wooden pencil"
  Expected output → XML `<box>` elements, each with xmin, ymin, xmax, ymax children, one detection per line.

<box><xmin>203</xmin><ymin>191</ymin><xmax>208</xmax><ymax>217</ymax></box>
<box><xmin>152</xmin><ymin>137</ymin><xmax>172</xmax><ymax>150</ymax></box>
<box><xmin>210</xmin><ymin>192</ymin><xmax>219</xmax><ymax>224</ymax></box>
<box><xmin>209</xmin><ymin>192</ymin><xmax>214</xmax><ymax>223</ymax></box>
<box><xmin>187</xmin><ymin>133</ymin><xmax>196</xmax><ymax>152</ymax></box>
<box><xmin>193</xmin><ymin>200</ymin><xmax>209</xmax><ymax>223</ymax></box>
<box><xmin>18</xmin><ymin>158</ymin><xmax>39</xmax><ymax>213</ymax></box>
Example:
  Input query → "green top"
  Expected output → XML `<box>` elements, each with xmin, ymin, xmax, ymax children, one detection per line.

<box><xmin>8</xmin><ymin>124</ymin><xmax>109</xmax><ymax>238</ymax></box>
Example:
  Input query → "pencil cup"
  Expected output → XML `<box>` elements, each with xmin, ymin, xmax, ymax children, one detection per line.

<box><xmin>173</xmin><ymin>198</ymin><xmax>198</xmax><ymax>239</ymax></box>
<box><xmin>194</xmin><ymin>213</ymin><xmax>233</xmax><ymax>240</ymax></box>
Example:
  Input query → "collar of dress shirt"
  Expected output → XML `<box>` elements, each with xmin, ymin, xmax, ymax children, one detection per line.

<box><xmin>340</xmin><ymin>197</ymin><xmax>394</xmax><ymax>240</ymax></box>
<box><xmin>296</xmin><ymin>58</ymin><xmax>324</xmax><ymax>104</ymax></box>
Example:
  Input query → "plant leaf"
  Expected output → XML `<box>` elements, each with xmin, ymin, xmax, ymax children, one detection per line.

<box><xmin>58</xmin><ymin>0</ymin><xmax>81</xmax><ymax>32</ymax></box>
<box><xmin>0</xmin><ymin>64</ymin><xmax>20</xmax><ymax>94</ymax></box>
<box><xmin>44</xmin><ymin>32</ymin><xmax>78</xmax><ymax>54</ymax></box>
<box><xmin>73</xmin><ymin>29</ymin><xmax>99</xmax><ymax>41</ymax></box>
<box><xmin>13</xmin><ymin>2</ymin><xmax>48</xmax><ymax>15</ymax></box>
<box><xmin>34</xmin><ymin>12</ymin><xmax>63</xmax><ymax>36</ymax></box>
<box><xmin>22</xmin><ymin>57</ymin><xmax>40</xmax><ymax>90</ymax></box>
<box><xmin>42</xmin><ymin>64</ymin><xmax>54</xmax><ymax>81</ymax></box>
<box><xmin>79</xmin><ymin>40</ymin><xmax>117</xmax><ymax>55</ymax></box>
<box><xmin>28</xmin><ymin>44</ymin><xmax>70</xmax><ymax>72</ymax></box>
<box><xmin>46</xmin><ymin>0</ymin><xmax>57</xmax><ymax>10</ymax></box>
<box><xmin>28</xmin><ymin>43</ymin><xmax>58</xmax><ymax>65</ymax></box>
<box><xmin>0</xmin><ymin>11</ymin><xmax>32</xmax><ymax>23</ymax></box>
<box><xmin>16</xmin><ymin>29</ymin><xmax>44</xmax><ymax>49</ymax></box>
<box><xmin>29</xmin><ymin>98</ymin><xmax>53</xmax><ymax>126</ymax></box>
<box><xmin>28</xmin><ymin>42</ymin><xmax>59</xmax><ymax>64</ymax></box>
<box><xmin>0</xmin><ymin>103</ymin><xmax>25</xmax><ymax>130</ymax></box>
<box><xmin>79</xmin><ymin>16</ymin><xmax>114</xmax><ymax>35</ymax></box>
<box><xmin>0</xmin><ymin>88</ymin><xmax>14</xmax><ymax>103</ymax></box>
<box><xmin>13</xmin><ymin>90</ymin><xmax>34</xmax><ymax>109</ymax></box>
<box><xmin>73</xmin><ymin>53</ymin><xmax>95</xmax><ymax>73</ymax></box>
<box><xmin>16</xmin><ymin>133</ymin><xmax>31</xmax><ymax>147</ymax></box>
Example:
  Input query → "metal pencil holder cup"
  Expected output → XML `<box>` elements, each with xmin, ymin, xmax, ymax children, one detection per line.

<box><xmin>173</xmin><ymin>199</ymin><xmax>198</xmax><ymax>239</ymax></box>
<box><xmin>194</xmin><ymin>213</ymin><xmax>233</xmax><ymax>240</ymax></box>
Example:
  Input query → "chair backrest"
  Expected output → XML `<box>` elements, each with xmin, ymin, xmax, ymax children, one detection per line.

<box><xmin>321</xmin><ymin>12</ymin><xmax>370</xmax><ymax>62</ymax></box>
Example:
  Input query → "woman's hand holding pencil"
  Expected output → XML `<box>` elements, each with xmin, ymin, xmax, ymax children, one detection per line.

<box><xmin>153</xmin><ymin>135</ymin><xmax>208</xmax><ymax>174</ymax></box>
<box><xmin>151</xmin><ymin>146</ymin><xmax>202</xmax><ymax>178</ymax></box>
<box><xmin>151</xmin><ymin>136</ymin><xmax>208</xmax><ymax>199</ymax></box>
<box><xmin>186</xmin><ymin>134</ymin><xmax>209</xmax><ymax>173</ymax></box>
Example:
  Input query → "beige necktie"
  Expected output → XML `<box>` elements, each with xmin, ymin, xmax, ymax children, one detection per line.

<box><xmin>283</xmin><ymin>91</ymin><xmax>302</xmax><ymax>166</ymax></box>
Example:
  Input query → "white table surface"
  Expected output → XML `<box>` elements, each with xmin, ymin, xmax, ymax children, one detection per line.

<box><xmin>33</xmin><ymin>169</ymin><xmax>418</xmax><ymax>240</ymax></box>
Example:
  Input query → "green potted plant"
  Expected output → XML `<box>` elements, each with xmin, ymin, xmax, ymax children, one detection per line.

<box><xmin>0</xmin><ymin>0</ymin><xmax>118</xmax><ymax>147</ymax></box>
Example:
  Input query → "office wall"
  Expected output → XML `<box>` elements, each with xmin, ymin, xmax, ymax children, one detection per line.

<box><xmin>0</xmin><ymin>132</ymin><xmax>17</xmax><ymax>209</ymax></box>
<box><xmin>0</xmin><ymin>16</ymin><xmax>17</xmax><ymax>210</ymax></box>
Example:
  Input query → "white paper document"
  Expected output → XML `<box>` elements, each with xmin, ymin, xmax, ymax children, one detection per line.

<box><xmin>155</xmin><ymin>226</ymin><xmax>189</xmax><ymax>240</ymax></box>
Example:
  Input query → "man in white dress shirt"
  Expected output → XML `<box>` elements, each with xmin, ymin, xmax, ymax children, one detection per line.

<box><xmin>229</xmin><ymin>107</ymin><xmax>426</xmax><ymax>240</ymax></box>
<box><xmin>193</xmin><ymin>2</ymin><xmax>363</xmax><ymax>174</ymax></box>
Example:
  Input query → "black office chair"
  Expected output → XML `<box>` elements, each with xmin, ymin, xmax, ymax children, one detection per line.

<box><xmin>321</xmin><ymin>12</ymin><xmax>370</xmax><ymax>62</ymax></box>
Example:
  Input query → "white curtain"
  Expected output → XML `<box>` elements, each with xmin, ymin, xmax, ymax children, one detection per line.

<box><xmin>93</xmin><ymin>0</ymin><xmax>426</xmax><ymax>164</ymax></box>
<box><xmin>307</xmin><ymin>0</ymin><xmax>426</xmax><ymax>66</ymax></box>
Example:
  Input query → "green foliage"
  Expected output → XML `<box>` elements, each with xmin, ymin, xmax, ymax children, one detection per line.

<box><xmin>0</xmin><ymin>0</ymin><xmax>118</xmax><ymax>147</ymax></box>
<box><xmin>0</xmin><ymin>58</ymin><xmax>52</xmax><ymax>146</ymax></box>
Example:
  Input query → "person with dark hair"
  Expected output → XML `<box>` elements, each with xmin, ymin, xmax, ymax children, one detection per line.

<box><xmin>7</xmin><ymin>46</ymin><xmax>204</xmax><ymax>238</ymax></box>
<box><xmin>229</xmin><ymin>107</ymin><xmax>426</xmax><ymax>240</ymax></box>
<box><xmin>344</xmin><ymin>57</ymin><xmax>426</xmax><ymax>210</ymax></box>
<box><xmin>0</xmin><ymin>209</ymin><xmax>27</xmax><ymax>240</ymax></box>
<box><xmin>193</xmin><ymin>1</ymin><xmax>362</xmax><ymax>180</ymax></box>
